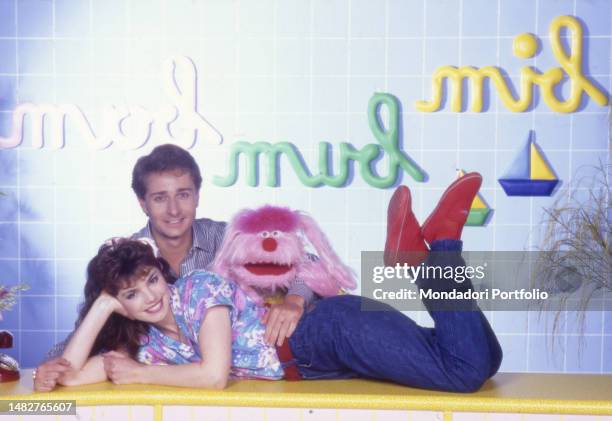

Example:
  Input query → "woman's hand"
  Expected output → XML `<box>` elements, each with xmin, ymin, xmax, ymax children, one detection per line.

<box><xmin>102</xmin><ymin>351</ymin><xmax>144</xmax><ymax>384</ymax></box>
<box><xmin>33</xmin><ymin>357</ymin><xmax>71</xmax><ymax>392</ymax></box>
<box><xmin>97</xmin><ymin>291</ymin><xmax>130</xmax><ymax>318</ymax></box>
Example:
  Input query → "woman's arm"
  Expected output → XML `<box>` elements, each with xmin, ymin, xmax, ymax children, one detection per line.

<box><xmin>104</xmin><ymin>306</ymin><xmax>232</xmax><ymax>389</ymax></box>
<box><xmin>56</xmin><ymin>293</ymin><xmax>124</xmax><ymax>386</ymax></box>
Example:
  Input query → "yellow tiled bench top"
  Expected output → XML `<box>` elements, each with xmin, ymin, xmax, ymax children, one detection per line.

<box><xmin>1</xmin><ymin>370</ymin><xmax>611</xmax><ymax>416</ymax></box>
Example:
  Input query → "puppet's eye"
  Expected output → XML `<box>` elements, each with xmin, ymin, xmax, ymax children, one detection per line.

<box><xmin>260</xmin><ymin>231</ymin><xmax>270</xmax><ymax>238</ymax></box>
<box><xmin>271</xmin><ymin>230</ymin><xmax>280</xmax><ymax>238</ymax></box>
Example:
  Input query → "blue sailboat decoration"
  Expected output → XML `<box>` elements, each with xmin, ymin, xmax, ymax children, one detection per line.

<box><xmin>498</xmin><ymin>132</ymin><xmax>559</xmax><ymax>196</ymax></box>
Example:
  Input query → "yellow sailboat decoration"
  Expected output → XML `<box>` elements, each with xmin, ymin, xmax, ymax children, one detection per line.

<box><xmin>457</xmin><ymin>169</ymin><xmax>491</xmax><ymax>226</ymax></box>
<box><xmin>498</xmin><ymin>131</ymin><xmax>559</xmax><ymax>196</ymax></box>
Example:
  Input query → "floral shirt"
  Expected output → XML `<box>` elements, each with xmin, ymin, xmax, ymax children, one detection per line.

<box><xmin>136</xmin><ymin>271</ymin><xmax>283</xmax><ymax>379</ymax></box>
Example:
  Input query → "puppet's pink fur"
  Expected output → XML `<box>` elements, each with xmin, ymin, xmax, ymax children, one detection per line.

<box><xmin>211</xmin><ymin>206</ymin><xmax>356</xmax><ymax>307</ymax></box>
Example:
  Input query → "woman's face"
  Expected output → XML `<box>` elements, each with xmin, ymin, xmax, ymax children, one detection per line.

<box><xmin>116</xmin><ymin>266</ymin><xmax>170</xmax><ymax>324</ymax></box>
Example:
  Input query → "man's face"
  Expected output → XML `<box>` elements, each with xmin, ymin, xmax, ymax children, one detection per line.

<box><xmin>138</xmin><ymin>170</ymin><xmax>199</xmax><ymax>242</ymax></box>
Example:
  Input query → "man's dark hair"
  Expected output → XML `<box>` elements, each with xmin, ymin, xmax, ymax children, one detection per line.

<box><xmin>131</xmin><ymin>144</ymin><xmax>202</xmax><ymax>199</ymax></box>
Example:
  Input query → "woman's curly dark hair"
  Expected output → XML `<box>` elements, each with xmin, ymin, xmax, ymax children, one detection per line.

<box><xmin>77</xmin><ymin>238</ymin><xmax>176</xmax><ymax>358</ymax></box>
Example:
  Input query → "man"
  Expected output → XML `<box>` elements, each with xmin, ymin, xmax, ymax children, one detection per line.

<box><xmin>35</xmin><ymin>144</ymin><xmax>314</xmax><ymax>390</ymax></box>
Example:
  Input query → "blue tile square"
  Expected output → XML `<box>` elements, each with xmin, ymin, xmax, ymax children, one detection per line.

<box><xmin>20</xmin><ymin>188</ymin><xmax>55</xmax><ymax>222</ymax></box>
<box><xmin>92</xmin><ymin>0</ymin><xmax>127</xmax><ymax>38</ymax></box>
<box><xmin>350</xmin><ymin>0</ymin><xmax>385</xmax><ymax>38</ymax></box>
<box><xmin>276</xmin><ymin>0</ymin><xmax>311</xmax><ymax>37</ymax></box>
<box><xmin>537</xmin><ymin>0</ymin><xmax>574</xmax><ymax>38</ymax></box>
<box><xmin>349</xmin><ymin>77</ymin><xmax>383</xmax><ymax>114</ymax></box>
<box><xmin>238</xmin><ymin>38</ymin><xmax>274</xmax><ymax>76</ymax></box>
<box><xmin>55</xmin><ymin>40</ymin><xmax>92</xmax><ymax>75</ymax></box>
<box><xmin>576</xmin><ymin>0</ymin><xmax>612</xmax><ymax>36</ymax></box>
<box><xmin>276</xmin><ymin>77</ymin><xmax>310</xmax><ymax>113</ymax></box>
<box><xmin>527</xmin><ymin>334</ymin><xmax>565</xmax><ymax>372</ymax></box>
<box><xmin>566</xmin><ymin>335</ymin><xmax>602</xmax><ymax>373</ymax></box>
<box><xmin>572</xmin><ymin>113</ymin><xmax>609</xmax><ymax>150</ymax></box>
<box><xmin>497</xmin><ymin>333</ymin><xmax>528</xmax><ymax>372</ymax></box>
<box><xmin>17</xmin><ymin>40</ymin><xmax>54</xmax><ymax>75</ymax></box>
<box><xmin>499</xmin><ymin>0</ymin><xmax>536</xmax><ymax>37</ymax></box>
<box><xmin>565</xmin><ymin>311</ymin><xmax>604</xmax><ymax>336</ymax></box>
<box><xmin>237</xmin><ymin>0</ymin><xmax>274</xmax><ymax>37</ymax></box>
<box><xmin>20</xmin><ymin>260</ymin><xmax>55</xmax><ymax>295</ymax></box>
<box><xmin>388</xmin><ymin>0</ymin><xmax>423</xmax><ymax>38</ymax></box>
<box><xmin>0</xmin><ymin>149</ymin><xmax>18</xmax><ymax>186</ymax></box>
<box><xmin>56</xmin><ymin>224</ymin><xmax>91</xmax><ymax>258</ymax></box>
<box><xmin>528</xmin><ymin>310</ymin><xmax>559</xmax><ymax>335</ymax></box>
<box><xmin>237</xmin><ymin>77</ymin><xmax>274</xmax><ymax>113</ymax></box>
<box><xmin>129</xmin><ymin>0</ymin><xmax>163</xmax><ymax>38</ymax></box>
<box><xmin>458</xmin><ymin>151</ymin><xmax>496</xmax><ymax>189</ymax></box>
<box><xmin>347</xmin><ymin>114</ymin><xmax>373</xmax><ymax>147</ymax></box>
<box><xmin>276</xmin><ymin>38</ymin><xmax>310</xmax><ymax>77</ymax></box>
<box><xmin>313</xmin><ymin>39</ymin><xmax>348</xmax><ymax>76</ymax></box>
<box><xmin>419</xmin><ymin>152</ymin><xmax>456</xmax><ymax>187</ymax></box>
<box><xmin>462</xmin><ymin>0</ymin><xmax>498</xmax><ymax>37</ymax></box>
<box><xmin>491</xmin><ymin>311</ymin><xmax>528</xmax><ymax>335</ymax></box>
<box><xmin>422</xmin><ymin>113</ymin><xmax>458</xmax><ymax>149</ymax></box>
<box><xmin>21</xmin><ymin>296</ymin><xmax>54</xmax><ymax>330</ymax></box>
<box><xmin>21</xmin><ymin>331</ymin><xmax>54</xmax><ymax>368</ymax></box>
<box><xmin>276</xmin><ymin>115</ymin><xmax>311</xmax><ymax>146</ymax></box>
<box><xmin>461</xmin><ymin>226</ymin><xmax>494</xmax><ymax>251</ymax></box>
<box><xmin>461</xmin><ymin>39</ymin><xmax>498</xmax><ymax>73</ymax></box>
<box><xmin>425</xmin><ymin>0</ymin><xmax>459</xmax><ymax>37</ymax></box>
<box><xmin>312</xmin><ymin>77</ymin><xmax>348</xmax><ymax>113</ymax></box>
<box><xmin>55</xmin><ymin>0</ymin><xmax>90</xmax><ymax>38</ymax></box>
<box><xmin>346</xmin><ymin>188</ymin><xmax>384</xmax><ymax>225</ymax></box>
<box><xmin>350</xmin><ymin>39</ymin><xmax>386</xmax><ymax>76</ymax></box>
<box><xmin>570</xmin><ymin>151</ymin><xmax>607</xmax><ymax>179</ymax></box>
<box><xmin>348</xmin><ymin>224</ymin><xmax>383</xmax><ymax>261</ymax></box>
<box><xmin>0</xmin><ymin>75</ymin><xmax>17</xmax><ymax>111</ymax></box>
<box><xmin>497</xmin><ymin>115</ymin><xmax>532</xmax><ymax>151</ymax></box>
<box><xmin>387</xmin><ymin>77</ymin><xmax>422</xmax><ymax>113</ymax></box>
<box><xmin>0</xmin><ymin>1</ymin><xmax>15</xmax><ymax>37</ymax></box>
<box><xmin>0</xmin><ymin>223</ymin><xmax>18</xmax><ymax>258</ymax></box>
<box><xmin>57</xmin><ymin>296</ymin><xmax>81</xmax><ymax>330</ymax></box>
<box><xmin>0</xmin><ymin>188</ymin><xmax>18</xmax><ymax>221</ymax></box>
<box><xmin>493</xmin><ymin>225</ymin><xmax>530</xmax><ymax>251</ymax></box>
<box><xmin>0</xmin><ymin>40</ymin><xmax>17</xmax><ymax>73</ymax></box>
<box><xmin>1</xmin><ymin>298</ymin><xmax>19</xmax><ymax>329</ymax></box>
<box><xmin>585</xmin><ymin>38</ymin><xmax>611</xmax><ymax>76</ymax></box>
<box><xmin>458</xmin><ymin>114</ymin><xmax>496</xmax><ymax>150</ymax></box>
<box><xmin>56</xmin><ymin>259</ymin><xmax>87</xmax><ymax>296</ymax></box>
<box><xmin>424</xmin><ymin>38</ymin><xmax>460</xmax><ymax>76</ymax></box>
<box><xmin>20</xmin><ymin>223</ymin><xmax>54</xmax><ymax>259</ymax></box>
<box><xmin>17</xmin><ymin>0</ymin><xmax>53</xmax><ymax>38</ymax></box>
<box><xmin>388</xmin><ymin>40</ymin><xmax>423</xmax><ymax>76</ymax></box>
<box><xmin>312</xmin><ymin>0</ymin><xmax>348</xmax><ymax>38</ymax></box>
<box><xmin>533</xmin><ymin>114</ymin><xmax>571</xmax><ymax>150</ymax></box>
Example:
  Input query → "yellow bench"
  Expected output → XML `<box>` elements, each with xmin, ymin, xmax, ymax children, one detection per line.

<box><xmin>1</xmin><ymin>370</ymin><xmax>611</xmax><ymax>421</ymax></box>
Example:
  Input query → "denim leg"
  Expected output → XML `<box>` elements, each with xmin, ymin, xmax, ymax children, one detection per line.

<box><xmin>288</xmin><ymin>240</ymin><xmax>502</xmax><ymax>392</ymax></box>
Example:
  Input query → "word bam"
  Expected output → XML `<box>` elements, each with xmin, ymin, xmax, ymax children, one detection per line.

<box><xmin>417</xmin><ymin>15</ymin><xmax>608</xmax><ymax>113</ymax></box>
<box><xmin>0</xmin><ymin>57</ymin><xmax>222</xmax><ymax>150</ymax></box>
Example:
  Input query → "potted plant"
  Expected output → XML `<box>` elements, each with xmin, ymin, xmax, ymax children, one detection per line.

<box><xmin>0</xmin><ymin>283</ymin><xmax>29</xmax><ymax>382</ymax></box>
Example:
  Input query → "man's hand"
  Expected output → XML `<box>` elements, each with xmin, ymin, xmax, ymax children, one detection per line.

<box><xmin>262</xmin><ymin>294</ymin><xmax>305</xmax><ymax>346</ymax></box>
<box><xmin>102</xmin><ymin>351</ymin><xmax>144</xmax><ymax>384</ymax></box>
<box><xmin>33</xmin><ymin>357</ymin><xmax>71</xmax><ymax>392</ymax></box>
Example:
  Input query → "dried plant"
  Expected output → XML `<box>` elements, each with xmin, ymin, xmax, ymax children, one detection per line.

<box><xmin>533</xmin><ymin>160</ymin><xmax>611</xmax><ymax>338</ymax></box>
<box><xmin>0</xmin><ymin>284</ymin><xmax>30</xmax><ymax>313</ymax></box>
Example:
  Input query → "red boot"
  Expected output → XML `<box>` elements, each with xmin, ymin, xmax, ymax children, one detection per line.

<box><xmin>421</xmin><ymin>172</ymin><xmax>482</xmax><ymax>244</ymax></box>
<box><xmin>384</xmin><ymin>186</ymin><xmax>428</xmax><ymax>266</ymax></box>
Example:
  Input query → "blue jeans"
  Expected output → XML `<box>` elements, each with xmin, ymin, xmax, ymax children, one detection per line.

<box><xmin>288</xmin><ymin>240</ymin><xmax>503</xmax><ymax>392</ymax></box>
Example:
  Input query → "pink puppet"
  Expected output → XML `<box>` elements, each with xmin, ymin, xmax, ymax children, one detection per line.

<box><xmin>211</xmin><ymin>206</ymin><xmax>356</xmax><ymax>309</ymax></box>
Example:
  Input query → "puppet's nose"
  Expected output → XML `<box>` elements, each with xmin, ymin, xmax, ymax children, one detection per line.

<box><xmin>262</xmin><ymin>237</ymin><xmax>277</xmax><ymax>252</ymax></box>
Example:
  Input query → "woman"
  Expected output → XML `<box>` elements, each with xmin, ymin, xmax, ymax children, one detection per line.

<box><xmin>33</xmin><ymin>176</ymin><xmax>502</xmax><ymax>393</ymax></box>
